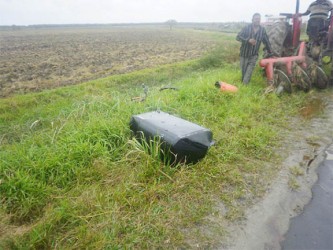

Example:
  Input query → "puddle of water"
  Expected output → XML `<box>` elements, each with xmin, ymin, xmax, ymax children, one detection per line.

<box><xmin>299</xmin><ymin>98</ymin><xmax>326</xmax><ymax>119</ymax></box>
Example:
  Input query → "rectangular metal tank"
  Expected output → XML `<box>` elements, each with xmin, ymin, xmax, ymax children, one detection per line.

<box><xmin>129</xmin><ymin>110</ymin><xmax>214</xmax><ymax>164</ymax></box>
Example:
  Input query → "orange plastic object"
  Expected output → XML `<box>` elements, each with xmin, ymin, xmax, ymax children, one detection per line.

<box><xmin>215</xmin><ymin>81</ymin><xmax>238</xmax><ymax>92</ymax></box>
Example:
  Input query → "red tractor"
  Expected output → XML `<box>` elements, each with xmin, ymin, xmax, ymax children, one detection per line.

<box><xmin>260</xmin><ymin>0</ymin><xmax>333</xmax><ymax>94</ymax></box>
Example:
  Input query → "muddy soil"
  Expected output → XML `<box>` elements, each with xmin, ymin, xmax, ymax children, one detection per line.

<box><xmin>0</xmin><ymin>26</ymin><xmax>217</xmax><ymax>97</ymax></box>
<box><xmin>220</xmin><ymin>91</ymin><xmax>333</xmax><ymax>250</ymax></box>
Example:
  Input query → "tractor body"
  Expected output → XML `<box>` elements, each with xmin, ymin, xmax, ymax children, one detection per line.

<box><xmin>260</xmin><ymin>0</ymin><xmax>333</xmax><ymax>93</ymax></box>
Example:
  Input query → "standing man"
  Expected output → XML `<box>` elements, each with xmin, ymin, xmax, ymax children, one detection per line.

<box><xmin>236</xmin><ymin>13</ymin><xmax>273</xmax><ymax>84</ymax></box>
<box><xmin>301</xmin><ymin>0</ymin><xmax>333</xmax><ymax>41</ymax></box>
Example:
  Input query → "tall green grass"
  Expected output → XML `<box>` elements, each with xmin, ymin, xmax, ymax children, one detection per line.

<box><xmin>0</xmin><ymin>34</ymin><xmax>308</xmax><ymax>248</ymax></box>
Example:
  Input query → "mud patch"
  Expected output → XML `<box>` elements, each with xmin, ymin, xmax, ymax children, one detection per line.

<box><xmin>299</xmin><ymin>97</ymin><xmax>326</xmax><ymax>119</ymax></box>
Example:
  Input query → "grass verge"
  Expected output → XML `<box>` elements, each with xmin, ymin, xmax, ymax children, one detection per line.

<box><xmin>0</xmin><ymin>38</ymin><xmax>310</xmax><ymax>248</ymax></box>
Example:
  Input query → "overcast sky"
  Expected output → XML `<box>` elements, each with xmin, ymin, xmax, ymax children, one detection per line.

<box><xmin>0</xmin><ymin>0</ymin><xmax>315</xmax><ymax>26</ymax></box>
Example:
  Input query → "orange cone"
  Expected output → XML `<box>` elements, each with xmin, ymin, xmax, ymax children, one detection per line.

<box><xmin>215</xmin><ymin>81</ymin><xmax>238</xmax><ymax>93</ymax></box>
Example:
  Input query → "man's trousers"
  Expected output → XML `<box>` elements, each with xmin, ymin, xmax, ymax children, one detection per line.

<box><xmin>240</xmin><ymin>55</ymin><xmax>258</xmax><ymax>84</ymax></box>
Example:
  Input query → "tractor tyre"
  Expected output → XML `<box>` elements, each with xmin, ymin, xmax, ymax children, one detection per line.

<box><xmin>265</xmin><ymin>21</ymin><xmax>290</xmax><ymax>57</ymax></box>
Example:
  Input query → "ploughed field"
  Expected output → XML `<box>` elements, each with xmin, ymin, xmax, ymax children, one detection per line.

<box><xmin>0</xmin><ymin>26</ymin><xmax>217</xmax><ymax>97</ymax></box>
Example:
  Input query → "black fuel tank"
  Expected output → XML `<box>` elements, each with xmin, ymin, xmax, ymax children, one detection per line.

<box><xmin>129</xmin><ymin>111</ymin><xmax>214</xmax><ymax>164</ymax></box>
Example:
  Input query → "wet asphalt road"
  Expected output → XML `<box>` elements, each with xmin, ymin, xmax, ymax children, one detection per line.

<box><xmin>281</xmin><ymin>148</ymin><xmax>333</xmax><ymax>250</ymax></box>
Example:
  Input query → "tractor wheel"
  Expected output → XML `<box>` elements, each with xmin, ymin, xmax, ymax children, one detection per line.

<box><xmin>265</xmin><ymin>21</ymin><xmax>290</xmax><ymax>57</ymax></box>
<box><xmin>273</xmin><ymin>68</ymin><xmax>292</xmax><ymax>94</ymax></box>
<box><xmin>308</xmin><ymin>63</ymin><xmax>328</xmax><ymax>89</ymax></box>
<box><xmin>292</xmin><ymin>64</ymin><xmax>312</xmax><ymax>92</ymax></box>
